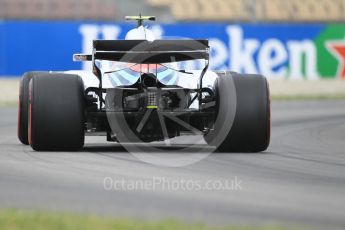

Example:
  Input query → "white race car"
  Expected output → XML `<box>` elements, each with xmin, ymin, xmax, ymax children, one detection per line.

<box><xmin>18</xmin><ymin>16</ymin><xmax>270</xmax><ymax>152</ymax></box>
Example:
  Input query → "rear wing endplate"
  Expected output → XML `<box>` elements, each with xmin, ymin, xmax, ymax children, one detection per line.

<box><xmin>73</xmin><ymin>54</ymin><xmax>92</xmax><ymax>61</ymax></box>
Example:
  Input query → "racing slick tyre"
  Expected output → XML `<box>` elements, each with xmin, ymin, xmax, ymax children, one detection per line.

<box><xmin>18</xmin><ymin>71</ymin><xmax>49</xmax><ymax>145</ymax></box>
<box><xmin>205</xmin><ymin>72</ymin><xmax>270</xmax><ymax>152</ymax></box>
<box><xmin>28</xmin><ymin>74</ymin><xmax>85</xmax><ymax>151</ymax></box>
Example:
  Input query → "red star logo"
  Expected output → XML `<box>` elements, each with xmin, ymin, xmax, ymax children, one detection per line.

<box><xmin>326</xmin><ymin>39</ymin><xmax>345</xmax><ymax>79</ymax></box>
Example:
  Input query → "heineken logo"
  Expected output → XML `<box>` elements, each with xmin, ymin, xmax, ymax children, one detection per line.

<box><xmin>78</xmin><ymin>23</ymin><xmax>345</xmax><ymax>80</ymax></box>
<box><xmin>326</xmin><ymin>38</ymin><xmax>345</xmax><ymax>79</ymax></box>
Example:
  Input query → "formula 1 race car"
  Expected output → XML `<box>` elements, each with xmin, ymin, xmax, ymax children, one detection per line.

<box><xmin>18</xmin><ymin>16</ymin><xmax>270</xmax><ymax>152</ymax></box>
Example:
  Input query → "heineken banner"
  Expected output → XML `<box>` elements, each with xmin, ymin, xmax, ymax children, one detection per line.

<box><xmin>0</xmin><ymin>21</ymin><xmax>344</xmax><ymax>79</ymax></box>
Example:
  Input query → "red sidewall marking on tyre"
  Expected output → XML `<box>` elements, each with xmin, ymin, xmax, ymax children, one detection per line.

<box><xmin>268</xmin><ymin>100</ymin><xmax>271</xmax><ymax>141</ymax></box>
<box><xmin>17</xmin><ymin>98</ymin><xmax>21</xmax><ymax>138</ymax></box>
<box><xmin>28</xmin><ymin>104</ymin><xmax>32</xmax><ymax>145</ymax></box>
<box><xmin>28</xmin><ymin>87</ymin><xmax>32</xmax><ymax>145</ymax></box>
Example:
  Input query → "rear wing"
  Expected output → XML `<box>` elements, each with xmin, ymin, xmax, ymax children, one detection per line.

<box><xmin>74</xmin><ymin>39</ymin><xmax>209</xmax><ymax>64</ymax></box>
<box><xmin>74</xmin><ymin>39</ymin><xmax>210</xmax><ymax>103</ymax></box>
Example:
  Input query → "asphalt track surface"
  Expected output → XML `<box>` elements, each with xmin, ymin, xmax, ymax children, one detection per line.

<box><xmin>1</xmin><ymin>100</ymin><xmax>345</xmax><ymax>229</ymax></box>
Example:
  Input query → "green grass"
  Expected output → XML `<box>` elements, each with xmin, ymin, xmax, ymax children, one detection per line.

<box><xmin>271</xmin><ymin>94</ymin><xmax>345</xmax><ymax>101</ymax></box>
<box><xmin>0</xmin><ymin>209</ymin><xmax>304</xmax><ymax>230</ymax></box>
<box><xmin>0</xmin><ymin>101</ymin><xmax>18</xmax><ymax>107</ymax></box>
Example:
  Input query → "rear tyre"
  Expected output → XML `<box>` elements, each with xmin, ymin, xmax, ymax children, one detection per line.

<box><xmin>18</xmin><ymin>71</ymin><xmax>48</xmax><ymax>145</ymax></box>
<box><xmin>29</xmin><ymin>74</ymin><xmax>85</xmax><ymax>151</ymax></box>
<box><xmin>206</xmin><ymin>72</ymin><xmax>270</xmax><ymax>152</ymax></box>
